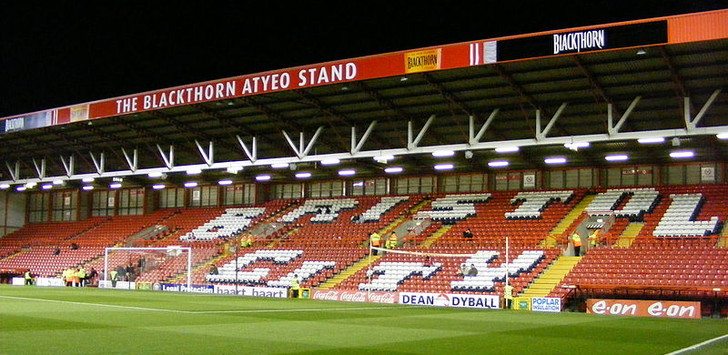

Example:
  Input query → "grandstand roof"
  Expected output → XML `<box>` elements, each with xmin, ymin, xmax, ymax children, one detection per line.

<box><xmin>1</xmin><ymin>9</ymin><xmax>727</xmax><ymax>187</ymax></box>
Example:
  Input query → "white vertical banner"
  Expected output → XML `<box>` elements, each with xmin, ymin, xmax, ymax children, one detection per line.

<box><xmin>108</xmin><ymin>196</ymin><xmax>115</xmax><ymax>208</ymax></box>
<box><xmin>701</xmin><ymin>166</ymin><xmax>715</xmax><ymax>182</ymax></box>
<box><xmin>523</xmin><ymin>173</ymin><xmax>536</xmax><ymax>188</ymax></box>
<box><xmin>192</xmin><ymin>190</ymin><xmax>201</xmax><ymax>201</ymax></box>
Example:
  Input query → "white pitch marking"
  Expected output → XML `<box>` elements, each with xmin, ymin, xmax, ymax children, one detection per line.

<box><xmin>664</xmin><ymin>333</ymin><xmax>728</xmax><ymax>355</ymax></box>
<box><xmin>0</xmin><ymin>295</ymin><xmax>404</xmax><ymax>315</ymax></box>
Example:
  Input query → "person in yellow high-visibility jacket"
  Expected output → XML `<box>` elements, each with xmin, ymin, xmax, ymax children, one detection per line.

<box><xmin>571</xmin><ymin>232</ymin><xmax>582</xmax><ymax>256</ymax></box>
<box><xmin>24</xmin><ymin>270</ymin><xmax>33</xmax><ymax>286</ymax></box>
<box><xmin>62</xmin><ymin>267</ymin><xmax>74</xmax><ymax>287</ymax></box>
<box><xmin>588</xmin><ymin>230</ymin><xmax>600</xmax><ymax>248</ymax></box>
<box><xmin>240</xmin><ymin>235</ymin><xmax>254</xmax><ymax>248</ymax></box>
<box><xmin>290</xmin><ymin>274</ymin><xmax>301</xmax><ymax>298</ymax></box>
<box><xmin>78</xmin><ymin>268</ymin><xmax>86</xmax><ymax>287</ymax></box>
<box><xmin>369</xmin><ymin>231</ymin><xmax>382</xmax><ymax>255</ymax></box>
<box><xmin>385</xmin><ymin>232</ymin><xmax>398</xmax><ymax>249</ymax></box>
<box><xmin>504</xmin><ymin>284</ymin><xmax>514</xmax><ymax>309</ymax></box>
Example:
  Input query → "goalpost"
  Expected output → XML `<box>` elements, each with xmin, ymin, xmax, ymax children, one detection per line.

<box><xmin>103</xmin><ymin>246</ymin><xmax>192</xmax><ymax>289</ymax></box>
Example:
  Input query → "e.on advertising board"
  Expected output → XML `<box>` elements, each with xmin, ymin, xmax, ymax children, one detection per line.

<box><xmin>587</xmin><ymin>299</ymin><xmax>701</xmax><ymax>319</ymax></box>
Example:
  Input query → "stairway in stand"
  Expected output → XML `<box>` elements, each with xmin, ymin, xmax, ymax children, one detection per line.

<box><xmin>420</xmin><ymin>225</ymin><xmax>453</xmax><ymax>249</ymax></box>
<box><xmin>615</xmin><ymin>222</ymin><xmax>644</xmax><ymax>248</ymax></box>
<box><xmin>317</xmin><ymin>254</ymin><xmax>382</xmax><ymax>289</ymax></box>
<box><xmin>541</xmin><ymin>195</ymin><xmax>595</xmax><ymax>248</ymax></box>
<box><xmin>519</xmin><ymin>256</ymin><xmax>581</xmax><ymax>298</ymax></box>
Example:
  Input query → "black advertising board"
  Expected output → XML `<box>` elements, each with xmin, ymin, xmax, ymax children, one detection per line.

<box><xmin>497</xmin><ymin>21</ymin><xmax>668</xmax><ymax>61</ymax></box>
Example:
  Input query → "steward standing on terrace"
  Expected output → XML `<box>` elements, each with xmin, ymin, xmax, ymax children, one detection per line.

<box><xmin>369</xmin><ymin>231</ymin><xmax>382</xmax><ymax>255</ymax></box>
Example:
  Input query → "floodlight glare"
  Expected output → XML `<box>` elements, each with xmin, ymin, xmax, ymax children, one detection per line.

<box><xmin>82</xmin><ymin>177</ymin><xmax>95</xmax><ymax>183</ymax></box>
<box><xmin>109</xmin><ymin>183</ymin><xmax>123</xmax><ymax>189</ymax></box>
<box><xmin>338</xmin><ymin>169</ymin><xmax>356</xmax><ymax>176</ymax></box>
<box><xmin>564</xmin><ymin>142</ymin><xmax>590</xmax><ymax>150</ymax></box>
<box><xmin>184</xmin><ymin>182</ymin><xmax>198</xmax><ymax>188</ymax></box>
<box><xmin>488</xmin><ymin>160</ymin><xmax>509</xmax><ymax>167</ymax></box>
<box><xmin>0</xmin><ymin>184</ymin><xmax>10</xmax><ymax>189</ymax></box>
<box><xmin>321</xmin><ymin>158</ymin><xmax>341</xmax><ymax>165</ymax></box>
<box><xmin>638</xmin><ymin>137</ymin><xmax>665</xmax><ymax>144</ymax></box>
<box><xmin>148</xmin><ymin>171</ymin><xmax>164</xmax><ymax>178</ymax></box>
<box><xmin>41</xmin><ymin>184</ymin><xmax>53</xmax><ymax>190</ymax></box>
<box><xmin>82</xmin><ymin>185</ymin><xmax>94</xmax><ymax>191</ymax></box>
<box><xmin>152</xmin><ymin>184</ymin><xmax>165</xmax><ymax>190</ymax></box>
<box><xmin>384</xmin><ymin>167</ymin><xmax>403</xmax><ymax>173</ymax></box>
<box><xmin>669</xmin><ymin>150</ymin><xmax>694</xmax><ymax>159</ymax></box>
<box><xmin>373</xmin><ymin>155</ymin><xmax>394</xmax><ymax>163</ymax></box>
<box><xmin>434</xmin><ymin>163</ymin><xmax>454</xmax><ymax>170</ymax></box>
<box><xmin>270</xmin><ymin>163</ymin><xmax>289</xmax><ymax>169</ymax></box>
<box><xmin>255</xmin><ymin>175</ymin><xmax>271</xmax><ymax>181</ymax></box>
<box><xmin>432</xmin><ymin>150</ymin><xmax>455</xmax><ymax>157</ymax></box>
<box><xmin>605</xmin><ymin>154</ymin><xmax>629</xmax><ymax>162</ymax></box>
<box><xmin>295</xmin><ymin>172</ymin><xmax>312</xmax><ymax>179</ymax></box>
<box><xmin>186</xmin><ymin>168</ymin><xmax>202</xmax><ymax>175</ymax></box>
<box><xmin>495</xmin><ymin>146</ymin><xmax>520</xmax><ymax>153</ymax></box>
<box><xmin>717</xmin><ymin>132</ymin><xmax>728</xmax><ymax>140</ymax></box>
<box><xmin>544</xmin><ymin>157</ymin><xmax>567</xmax><ymax>164</ymax></box>
<box><xmin>226</xmin><ymin>166</ymin><xmax>243</xmax><ymax>174</ymax></box>
<box><xmin>218</xmin><ymin>179</ymin><xmax>233</xmax><ymax>186</ymax></box>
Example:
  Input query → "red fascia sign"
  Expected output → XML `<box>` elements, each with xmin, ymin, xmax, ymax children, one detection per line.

<box><xmin>4</xmin><ymin>10</ymin><xmax>727</xmax><ymax>133</ymax></box>
<box><xmin>586</xmin><ymin>299</ymin><xmax>701</xmax><ymax>319</ymax></box>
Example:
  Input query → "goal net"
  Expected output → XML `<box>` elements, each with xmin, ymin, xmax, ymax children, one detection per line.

<box><xmin>364</xmin><ymin>237</ymin><xmax>541</xmax><ymax>308</ymax></box>
<box><xmin>102</xmin><ymin>246</ymin><xmax>192</xmax><ymax>290</ymax></box>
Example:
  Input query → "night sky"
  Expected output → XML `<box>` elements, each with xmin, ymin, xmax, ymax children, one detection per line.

<box><xmin>1</xmin><ymin>1</ymin><xmax>724</xmax><ymax>118</ymax></box>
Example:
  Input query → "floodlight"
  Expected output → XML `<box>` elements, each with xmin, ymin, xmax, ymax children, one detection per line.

<box><xmin>669</xmin><ymin>150</ymin><xmax>694</xmax><ymax>159</ymax></box>
<box><xmin>544</xmin><ymin>157</ymin><xmax>567</xmax><ymax>164</ymax></box>
<box><xmin>638</xmin><ymin>137</ymin><xmax>665</xmax><ymax>144</ymax></box>
<box><xmin>495</xmin><ymin>146</ymin><xmax>519</xmax><ymax>153</ymax></box>
<box><xmin>605</xmin><ymin>154</ymin><xmax>629</xmax><ymax>162</ymax></box>
<box><xmin>432</xmin><ymin>150</ymin><xmax>455</xmax><ymax>157</ymax></box>
<box><xmin>488</xmin><ymin>161</ymin><xmax>509</xmax><ymax>167</ymax></box>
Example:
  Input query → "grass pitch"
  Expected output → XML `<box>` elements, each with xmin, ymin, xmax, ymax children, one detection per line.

<box><xmin>1</xmin><ymin>285</ymin><xmax>726</xmax><ymax>354</ymax></box>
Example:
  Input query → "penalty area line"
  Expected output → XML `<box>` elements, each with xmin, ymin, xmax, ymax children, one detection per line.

<box><xmin>0</xmin><ymin>295</ymin><xmax>411</xmax><ymax>315</ymax></box>
<box><xmin>664</xmin><ymin>333</ymin><xmax>728</xmax><ymax>355</ymax></box>
<box><xmin>192</xmin><ymin>305</ymin><xmax>410</xmax><ymax>314</ymax></box>
<box><xmin>0</xmin><ymin>295</ymin><xmax>193</xmax><ymax>314</ymax></box>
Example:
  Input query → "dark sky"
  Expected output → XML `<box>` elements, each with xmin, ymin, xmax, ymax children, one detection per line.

<box><xmin>1</xmin><ymin>1</ymin><xmax>725</xmax><ymax>117</ymax></box>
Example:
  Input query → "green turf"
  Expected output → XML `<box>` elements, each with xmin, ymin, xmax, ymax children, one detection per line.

<box><xmin>1</xmin><ymin>285</ymin><xmax>726</xmax><ymax>354</ymax></box>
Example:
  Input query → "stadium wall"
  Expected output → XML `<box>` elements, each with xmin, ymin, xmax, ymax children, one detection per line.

<box><xmin>0</xmin><ymin>191</ymin><xmax>26</xmax><ymax>236</ymax></box>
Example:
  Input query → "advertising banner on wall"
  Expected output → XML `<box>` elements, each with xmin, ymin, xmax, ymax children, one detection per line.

<box><xmin>155</xmin><ymin>283</ymin><xmax>214</xmax><ymax>293</ymax></box>
<box><xmin>586</xmin><ymin>299</ymin><xmax>700</xmax><ymax>319</ymax></box>
<box><xmin>311</xmin><ymin>289</ymin><xmax>398</xmax><ymax>304</ymax></box>
<box><xmin>213</xmin><ymin>284</ymin><xmax>287</xmax><ymax>298</ymax></box>
<box><xmin>531</xmin><ymin>297</ymin><xmax>562</xmax><ymax>312</ymax></box>
<box><xmin>399</xmin><ymin>292</ymin><xmax>500</xmax><ymax>309</ymax></box>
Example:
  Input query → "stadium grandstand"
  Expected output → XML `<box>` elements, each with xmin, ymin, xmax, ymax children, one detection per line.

<box><xmin>1</xmin><ymin>8</ymin><xmax>727</xmax><ymax>321</ymax></box>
